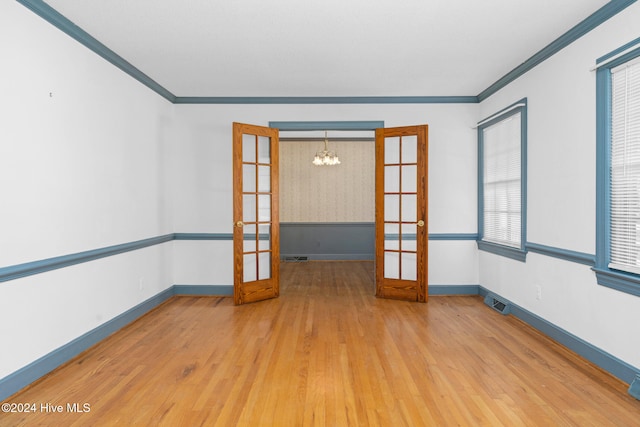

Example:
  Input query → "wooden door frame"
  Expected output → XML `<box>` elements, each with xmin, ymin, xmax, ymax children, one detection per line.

<box><xmin>233</xmin><ymin>122</ymin><xmax>280</xmax><ymax>305</ymax></box>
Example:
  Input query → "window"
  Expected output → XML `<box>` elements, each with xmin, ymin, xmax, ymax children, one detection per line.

<box><xmin>477</xmin><ymin>99</ymin><xmax>527</xmax><ymax>261</ymax></box>
<box><xmin>595</xmin><ymin>39</ymin><xmax>640</xmax><ymax>297</ymax></box>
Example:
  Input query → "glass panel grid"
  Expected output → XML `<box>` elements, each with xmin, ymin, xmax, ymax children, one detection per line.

<box><xmin>382</xmin><ymin>132</ymin><xmax>420</xmax><ymax>282</ymax></box>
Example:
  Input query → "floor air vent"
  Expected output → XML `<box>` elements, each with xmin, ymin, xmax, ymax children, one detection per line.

<box><xmin>484</xmin><ymin>294</ymin><xmax>511</xmax><ymax>315</ymax></box>
<box><xmin>284</xmin><ymin>256</ymin><xmax>308</xmax><ymax>262</ymax></box>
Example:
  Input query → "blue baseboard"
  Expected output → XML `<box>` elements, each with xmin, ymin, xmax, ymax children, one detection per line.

<box><xmin>478</xmin><ymin>287</ymin><xmax>640</xmax><ymax>390</ymax></box>
<box><xmin>428</xmin><ymin>284</ymin><xmax>480</xmax><ymax>295</ymax></box>
<box><xmin>173</xmin><ymin>284</ymin><xmax>233</xmax><ymax>296</ymax></box>
<box><xmin>281</xmin><ymin>253</ymin><xmax>375</xmax><ymax>261</ymax></box>
<box><xmin>629</xmin><ymin>375</ymin><xmax>640</xmax><ymax>400</ymax></box>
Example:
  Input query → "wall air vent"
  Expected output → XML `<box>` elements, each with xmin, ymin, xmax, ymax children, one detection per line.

<box><xmin>484</xmin><ymin>294</ymin><xmax>511</xmax><ymax>315</ymax></box>
<box><xmin>284</xmin><ymin>256</ymin><xmax>308</xmax><ymax>262</ymax></box>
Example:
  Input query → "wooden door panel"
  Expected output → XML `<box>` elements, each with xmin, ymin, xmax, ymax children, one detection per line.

<box><xmin>377</xmin><ymin>282</ymin><xmax>418</xmax><ymax>300</ymax></box>
<box><xmin>240</xmin><ymin>281</ymin><xmax>277</xmax><ymax>303</ymax></box>
<box><xmin>375</xmin><ymin>125</ymin><xmax>428</xmax><ymax>302</ymax></box>
<box><xmin>233</xmin><ymin>122</ymin><xmax>280</xmax><ymax>305</ymax></box>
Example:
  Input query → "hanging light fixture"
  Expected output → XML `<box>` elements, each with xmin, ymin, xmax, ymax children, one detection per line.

<box><xmin>312</xmin><ymin>131</ymin><xmax>341</xmax><ymax>166</ymax></box>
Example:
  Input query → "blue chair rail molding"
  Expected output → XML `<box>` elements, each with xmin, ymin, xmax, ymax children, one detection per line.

<box><xmin>0</xmin><ymin>231</ymin><xmax>518</xmax><ymax>283</ymax></box>
<box><xmin>526</xmin><ymin>242</ymin><xmax>595</xmax><ymax>266</ymax></box>
<box><xmin>0</xmin><ymin>234</ymin><xmax>174</xmax><ymax>283</ymax></box>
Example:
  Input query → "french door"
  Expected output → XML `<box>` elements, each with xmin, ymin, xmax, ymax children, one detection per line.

<box><xmin>375</xmin><ymin>125</ymin><xmax>428</xmax><ymax>302</ymax></box>
<box><xmin>232</xmin><ymin>123</ymin><xmax>280</xmax><ymax>305</ymax></box>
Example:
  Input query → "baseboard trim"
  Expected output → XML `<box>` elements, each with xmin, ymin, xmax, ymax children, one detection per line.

<box><xmin>478</xmin><ymin>286</ymin><xmax>640</xmax><ymax>392</ymax></box>
<box><xmin>428</xmin><ymin>284</ymin><xmax>480</xmax><ymax>295</ymax></box>
<box><xmin>629</xmin><ymin>375</ymin><xmax>640</xmax><ymax>400</ymax></box>
<box><xmin>0</xmin><ymin>286</ymin><xmax>175</xmax><ymax>401</ymax></box>
<box><xmin>173</xmin><ymin>284</ymin><xmax>233</xmax><ymax>296</ymax></box>
<box><xmin>280</xmin><ymin>253</ymin><xmax>374</xmax><ymax>261</ymax></box>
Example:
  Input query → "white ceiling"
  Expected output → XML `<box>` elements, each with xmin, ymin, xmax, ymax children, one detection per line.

<box><xmin>45</xmin><ymin>0</ymin><xmax>609</xmax><ymax>98</ymax></box>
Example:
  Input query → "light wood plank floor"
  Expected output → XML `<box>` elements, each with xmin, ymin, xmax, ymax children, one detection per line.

<box><xmin>2</xmin><ymin>261</ymin><xmax>639</xmax><ymax>426</ymax></box>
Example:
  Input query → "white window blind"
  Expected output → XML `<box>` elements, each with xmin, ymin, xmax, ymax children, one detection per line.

<box><xmin>610</xmin><ymin>57</ymin><xmax>640</xmax><ymax>274</ymax></box>
<box><xmin>482</xmin><ymin>112</ymin><xmax>522</xmax><ymax>248</ymax></box>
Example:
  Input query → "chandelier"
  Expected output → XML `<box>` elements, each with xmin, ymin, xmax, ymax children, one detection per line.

<box><xmin>312</xmin><ymin>131</ymin><xmax>341</xmax><ymax>166</ymax></box>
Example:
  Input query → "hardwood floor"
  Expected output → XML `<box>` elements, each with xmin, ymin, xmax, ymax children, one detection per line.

<box><xmin>2</xmin><ymin>261</ymin><xmax>639</xmax><ymax>426</ymax></box>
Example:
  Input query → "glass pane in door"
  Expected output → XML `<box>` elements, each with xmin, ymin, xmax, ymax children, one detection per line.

<box><xmin>258</xmin><ymin>224</ymin><xmax>271</xmax><ymax>250</ymax></box>
<box><xmin>243</xmin><ymin>164</ymin><xmax>256</xmax><ymax>192</ymax></box>
<box><xmin>258</xmin><ymin>194</ymin><xmax>271</xmax><ymax>222</ymax></box>
<box><xmin>401</xmin><ymin>135</ymin><xmax>417</xmax><ymax>163</ymax></box>
<box><xmin>258</xmin><ymin>252</ymin><xmax>271</xmax><ymax>280</ymax></box>
<box><xmin>243</xmin><ymin>195</ymin><xmax>256</xmax><ymax>222</ymax></box>
<box><xmin>401</xmin><ymin>253</ymin><xmax>417</xmax><ymax>280</ymax></box>
<box><xmin>243</xmin><ymin>254</ymin><xmax>257</xmax><ymax>282</ymax></box>
<box><xmin>384</xmin><ymin>252</ymin><xmax>400</xmax><ymax>279</ymax></box>
<box><xmin>402</xmin><ymin>165</ymin><xmax>417</xmax><ymax>192</ymax></box>
<box><xmin>243</xmin><ymin>224</ymin><xmax>257</xmax><ymax>252</ymax></box>
<box><xmin>401</xmin><ymin>195</ymin><xmax>417</xmax><ymax>222</ymax></box>
<box><xmin>384</xmin><ymin>137</ymin><xmax>400</xmax><ymax>163</ymax></box>
<box><xmin>384</xmin><ymin>166</ymin><xmax>400</xmax><ymax>192</ymax></box>
<box><xmin>243</xmin><ymin>135</ymin><xmax>256</xmax><ymax>162</ymax></box>
<box><xmin>258</xmin><ymin>165</ymin><xmax>271</xmax><ymax>192</ymax></box>
<box><xmin>258</xmin><ymin>136</ymin><xmax>271</xmax><ymax>163</ymax></box>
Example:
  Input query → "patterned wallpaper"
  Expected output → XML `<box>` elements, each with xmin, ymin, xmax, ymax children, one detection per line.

<box><xmin>279</xmin><ymin>140</ymin><xmax>375</xmax><ymax>222</ymax></box>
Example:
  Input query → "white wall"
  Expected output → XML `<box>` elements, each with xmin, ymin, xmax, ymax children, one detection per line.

<box><xmin>169</xmin><ymin>103</ymin><xmax>480</xmax><ymax>286</ymax></box>
<box><xmin>478</xmin><ymin>2</ymin><xmax>640</xmax><ymax>369</ymax></box>
<box><xmin>0</xmin><ymin>2</ymin><xmax>175</xmax><ymax>379</ymax></box>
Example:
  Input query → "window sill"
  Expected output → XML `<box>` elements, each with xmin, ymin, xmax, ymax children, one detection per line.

<box><xmin>477</xmin><ymin>240</ymin><xmax>527</xmax><ymax>262</ymax></box>
<box><xmin>593</xmin><ymin>267</ymin><xmax>640</xmax><ymax>298</ymax></box>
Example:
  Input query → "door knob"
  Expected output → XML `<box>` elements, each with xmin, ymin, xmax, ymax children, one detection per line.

<box><xmin>236</xmin><ymin>221</ymin><xmax>244</xmax><ymax>228</ymax></box>
<box><xmin>417</xmin><ymin>220</ymin><xmax>425</xmax><ymax>227</ymax></box>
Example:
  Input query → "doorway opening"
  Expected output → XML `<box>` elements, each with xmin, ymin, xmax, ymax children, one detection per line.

<box><xmin>274</xmin><ymin>122</ymin><xmax>380</xmax><ymax>296</ymax></box>
<box><xmin>233</xmin><ymin>121</ymin><xmax>428</xmax><ymax>304</ymax></box>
